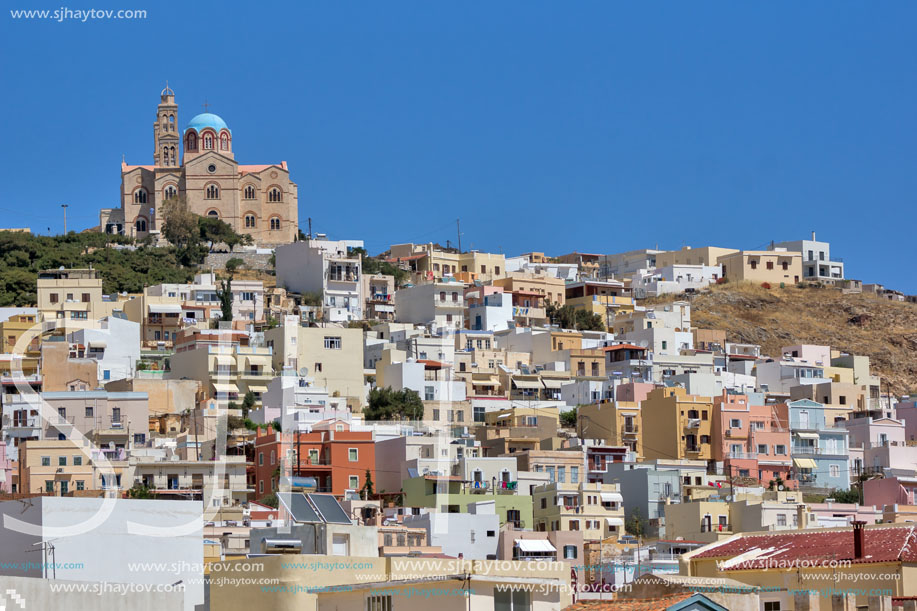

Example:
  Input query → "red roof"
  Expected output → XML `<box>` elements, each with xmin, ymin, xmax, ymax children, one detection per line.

<box><xmin>418</xmin><ymin>359</ymin><xmax>449</xmax><ymax>369</ymax></box>
<box><xmin>238</xmin><ymin>163</ymin><xmax>287</xmax><ymax>175</ymax></box>
<box><xmin>691</xmin><ymin>525</ymin><xmax>917</xmax><ymax>569</ymax></box>
<box><xmin>603</xmin><ymin>344</ymin><xmax>647</xmax><ymax>352</ymax></box>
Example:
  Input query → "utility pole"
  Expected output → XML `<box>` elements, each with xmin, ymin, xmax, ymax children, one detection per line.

<box><xmin>308</xmin><ymin>217</ymin><xmax>312</xmax><ymax>239</ymax></box>
<box><xmin>61</xmin><ymin>204</ymin><xmax>69</xmax><ymax>234</ymax></box>
<box><xmin>456</xmin><ymin>219</ymin><xmax>462</xmax><ymax>254</ymax></box>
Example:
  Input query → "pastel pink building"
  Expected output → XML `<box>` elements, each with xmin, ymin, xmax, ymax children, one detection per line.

<box><xmin>712</xmin><ymin>391</ymin><xmax>796</xmax><ymax>489</ymax></box>
<box><xmin>0</xmin><ymin>443</ymin><xmax>12</xmax><ymax>493</ymax></box>
<box><xmin>614</xmin><ymin>382</ymin><xmax>656</xmax><ymax>403</ymax></box>
<box><xmin>864</xmin><ymin>475</ymin><xmax>917</xmax><ymax>507</ymax></box>
<box><xmin>781</xmin><ymin>344</ymin><xmax>831</xmax><ymax>366</ymax></box>
<box><xmin>895</xmin><ymin>404</ymin><xmax>917</xmax><ymax>442</ymax></box>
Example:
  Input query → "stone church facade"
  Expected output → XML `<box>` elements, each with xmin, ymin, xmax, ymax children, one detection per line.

<box><xmin>100</xmin><ymin>85</ymin><xmax>299</xmax><ymax>245</ymax></box>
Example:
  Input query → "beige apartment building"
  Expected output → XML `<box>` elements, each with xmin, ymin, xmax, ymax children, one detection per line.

<box><xmin>265</xmin><ymin>319</ymin><xmax>366</xmax><ymax>409</ymax></box>
<box><xmin>36</xmin><ymin>268</ymin><xmax>105</xmax><ymax>324</ymax></box>
<box><xmin>655</xmin><ymin>246</ymin><xmax>738</xmax><ymax>268</ymax></box>
<box><xmin>167</xmin><ymin>342</ymin><xmax>273</xmax><ymax>409</ymax></box>
<box><xmin>576</xmin><ymin>400</ymin><xmax>642</xmax><ymax>455</ymax></box>
<box><xmin>533</xmin><ymin>481</ymin><xmax>625</xmax><ymax>542</ymax></box>
<box><xmin>19</xmin><ymin>439</ymin><xmax>96</xmax><ymax>495</ymax></box>
<box><xmin>388</xmin><ymin>243</ymin><xmax>506</xmax><ymax>284</ymax></box>
<box><xmin>719</xmin><ymin>250</ymin><xmax>803</xmax><ymax>285</ymax></box>
<box><xmin>493</xmin><ymin>272</ymin><xmax>567</xmax><ymax>307</ymax></box>
<box><xmin>642</xmin><ymin>386</ymin><xmax>715</xmax><ymax>461</ymax></box>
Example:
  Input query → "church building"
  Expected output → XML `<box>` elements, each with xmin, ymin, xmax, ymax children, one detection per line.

<box><xmin>100</xmin><ymin>85</ymin><xmax>299</xmax><ymax>245</ymax></box>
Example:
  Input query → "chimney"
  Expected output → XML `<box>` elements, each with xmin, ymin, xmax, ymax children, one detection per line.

<box><xmin>811</xmin><ymin>230</ymin><xmax>816</xmax><ymax>241</ymax></box>
<box><xmin>796</xmin><ymin>504</ymin><xmax>808</xmax><ymax>530</ymax></box>
<box><xmin>852</xmin><ymin>520</ymin><xmax>866</xmax><ymax>559</ymax></box>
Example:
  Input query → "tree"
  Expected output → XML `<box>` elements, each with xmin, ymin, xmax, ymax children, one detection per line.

<box><xmin>559</xmin><ymin>409</ymin><xmax>578</xmax><ymax>428</ymax></box>
<box><xmin>217</xmin><ymin>278</ymin><xmax>233</xmax><ymax>322</ymax></box>
<box><xmin>259</xmin><ymin>493</ymin><xmax>279</xmax><ymax>509</ymax></box>
<box><xmin>241</xmin><ymin>389</ymin><xmax>256</xmax><ymax>419</ymax></box>
<box><xmin>350</xmin><ymin>246</ymin><xmax>408</xmax><ymax>287</ymax></box>
<box><xmin>832</xmin><ymin>488</ymin><xmax>861</xmax><ymax>504</ymax></box>
<box><xmin>225</xmin><ymin>257</ymin><xmax>244</xmax><ymax>275</ymax></box>
<box><xmin>126</xmin><ymin>483</ymin><xmax>154</xmax><ymax>499</ymax></box>
<box><xmin>199</xmin><ymin>215</ymin><xmax>250</xmax><ymax>252</ymax></box>
<box><xmin>361</xmin><ymin>469</ymin><xmax>375</xmax><ymax>500</ymax></box>
<box><xmin>546</xmin><ymin>302</ymin><xmax>605</xmax><ymax>331</ymax></box>
<box><xmin>364</xmin><ymin>387</ymin><xmax>424</xmax><ymax>421</ymax></box>
<box><xmin>161</xmin><ymin>197</ymin><xmax>199</xmax><ymax>250</ymax></box>
<box><xmin>625</xmin><ymin>507</ymin><xmax>647</xmax><ymax>538</ymax></box>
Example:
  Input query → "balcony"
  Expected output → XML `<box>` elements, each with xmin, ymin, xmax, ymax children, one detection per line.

<box><xmin>512</xmin><ymin>307</ymin><xmax>546</xmax><ymax>320</ymax></box>
<box><xmin>434</xmin><ymin>297</ymin><xmax>464</xmax><ymax>308</ymax></box>
<box><xmin>792</xmin><ymin>445</ymin><xmax>823</xmax><ymax>455</ymax></box>
<box><xmin>623</xmin><ymin>426</ymin><xmax>639</xmax><ymax>436</ymax></box>
<box><xmin>726</xmin><ymin>452</ymin><xmax>757</xmax><ymax>461</ymax></box>
<box><xmin>238</xmin><ymin>369</ymin><xmax>272</xmax><ymax>380</ymax></box>
<box><xmin>685</xmin><ymin>418</ymin><xmax>701</xmax><ymax>429</ymax></box>
<box><xmin>700</xmin><ymin>523</ymin><xmax>732</xmax><ymax>534</ymax></box>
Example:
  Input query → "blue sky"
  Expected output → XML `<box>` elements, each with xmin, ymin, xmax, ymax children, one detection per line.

<box><xmin>3</xmin><ymin>1</ymin><xmax>915</xmax><ymax>291</ymax></box>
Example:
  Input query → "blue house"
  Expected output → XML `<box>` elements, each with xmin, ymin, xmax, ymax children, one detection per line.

<box><xmin>788</xmin><ymin>399</ymin><xmax>850</xmax><ymax>490</ymax></box>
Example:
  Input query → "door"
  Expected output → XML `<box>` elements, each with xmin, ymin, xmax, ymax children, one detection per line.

<box><xmin>332</xmin><ymin>534</ymin><xmax>349</xmax><ymax>556</ymax></box>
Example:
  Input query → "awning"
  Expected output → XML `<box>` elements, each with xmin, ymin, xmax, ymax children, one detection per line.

<box><xmin>512</xmin><ymin>379</ymin><xmax>542</xmax><ymax>390</ymax></box>
<box><xmin>793</xmin><ymin>458</ymin><xmax>817</xmax><ymax>469</ymax></box>
<box><xmin>87</xmin><ymin>340</ymin><xmax>107</xmax><ymax>349</ymax></box>
<box><xmin>606</xmin><ymin>517</ymin><xmax>625</xmax><ymax>527</ymax></box>
<box><xmin>246</xmin><ymin>385</ymin><xmax>268</xmax><ymax>394</ymax></box>
<box><xmin>212</xmin><ymin>355</ymin><xmax>235</xmax><ymax>366</ymax></box>
<box><xmin>514</xmin><ymin>539</ymin><xmax>556</xmax><ymax>553</ymax></box>
<box><xmin>212</xmin><ymin>383</ymin><xmax>239</xmax><ymax>394</ymax></box>
<box><xmin>795</xmin><ymin>432</ymin><xmax>819</xmax><ymax>439</ymax></box>
<box><xmin>374</xmin><ymin>305</ymin><xmax>394</xmax><ymax>313</ymax></box>
<box><xmin>541</xmin><ymin>378</ymin><xmax>566</xmax><ymax>389</ymax></box>
<box><xmin>473</xmin><ymin>380</ymin><xmax>498</xmax><ymax>387</ymax></box>
<box><xmin>601</xmin><ymin>492</ymin><xmax>623</xmax><ymax>503</ymax></box>
<box><xmin>149</xmin><ymin>304</ymin><xmax>182</xmax><ymax>314</ymax></box>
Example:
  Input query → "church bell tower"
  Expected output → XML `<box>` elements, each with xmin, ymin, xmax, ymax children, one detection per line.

<box><xmin>153</xmin><ymin>83</ymin><xmax>179</xmax><ymax>167</ymax></box>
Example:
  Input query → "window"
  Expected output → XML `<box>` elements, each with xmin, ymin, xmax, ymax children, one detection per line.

<box><xmin>164</xmin><ymin>185</ymin><xmax>177</xmax><ymax>200</ymax></box>
<box><xmin>757</xmin><ymin>444</ymin><xmax>768</xmax><ymax>455</ymax></box>
<box><xmin>134</xmin><ymin>433</ymin><xmax>146</xmax><ymax>444</ymax></box>
<box><xmin>425</xmin><ymin>386</ymin><xmax>434</xmax><ymax>401</ymax></box>
<box><xmin>45</xmin><ymin>481</ymin><xmax>55</xmax><ymax>493</ymax></box>
<box><xmin>782</xmin><ymin>261</ymin><xmax>789</xmax><ymax>271</ymax></box>
<box><xmin>480</xmin><ymin>265</ymin><xmax>486</xmax><ymax>273</ymax></box>
<box><xmin>557</xmin><ymin>467</ymin><xmax>566</xmax><ymax>483</ymax></box>
<box><xmin>830</xmin><ymin>464</ymin><xmax>840</xmax><ymax>478</ymax></box>
<box><xmin>71</xmin><ymin>311</ymin><xmax>87</xmax><ymax>320</ymax></box>
<box><xmin>135</xmin><ymin>218</ymin><xmax>147</xmax><ymax>233</ymax></box>
<box><xmin>259</xmin><ymin>481</ymin><xmax>264</xmax><ymax>494</ymax></box>
<box><xmin>112</xmin><ymin>408</ymin><xmax>121</xmax><ymax>423</ymax></box>
<box><xmin>775</xmin><ymin>444</ymin><xmax>786</xmax><ymax>455</ymax></box>
<box><xmin>269</xmin><ymin>217</ymin><xmax>281</xmax><ymax>230</ymax></box>
<box><xmin>220</xmin><ymin>133</ymin><xmax>229</xmax><ymax>150</ymax></box>
<box><xmin>244</xmin><ymin>214</ymin><xmax>256</xmax><ymax>228</ymax></box>
<box><xmin>495</xmin><ymin>266</ymin><xmax>501</xmax><ymax>275</ymax></box>
<box><xmin>777</xmin><ymin>513</ymin><xmax>787</xmax><ymax>526</ymax></box>
<box><xmin>49</xmin><ymin>293</ymin><xmax>58</xmax><ymax>304</ymax></box>
<box><xmin>207</xmin><ymin>210</ymin><xmax>219</xmax><ymax>218</ymax></box>
<box><xmin>314</xmin><ymin>362</ymin><xmax>322</xmax><ymax>372</ymax></box>
<box><xmin>730</xmin><ymin>419</ymin><xmax>741</xmax><ymax>428</ymax></box>
<box><xmin>85</xmin><ymin>406</ymin><xmax>93</xmax><ymax>418</ymax></box>
<box><xmin>349</xmin><ymin>448</ymin><xmax>359</xmax><ymax>462</ymax></box>
<box><xmin>324</xmin><ymin>336</ymin><xmax>342</xmax><ymax>350</ymax></box>
<box><xmin>73</xmin><ymin>456</ymin><xmax>82</xmax><ymax>466</ymax></box>
<box><xmin>186</xmin><ymin>132</ymin><xmax>197</xmax><ymax>150</ymax></box>
<box><xmin>764</xmin><ymin>603</ymin><xmax>781</xmax><ymax>611</ymax></box>
<box><xmin>571</xmin><ymin>466</ymin><xmax>579</xmax><ymax>483</ymax></box>
<box><xmin>206</xmin><ymin>184</ymin><xmax>220</xmax><ymax>199</ymax></box>
<box><xmin>41</xmin><ymin>456</ymin><xmax>51</xmax><ymax>467</ymax></box>
<box><xmin>258</xmin><ymin>452</ymin><xmax>264</xmax><ymax>466</ymax></box>
<box><xmin>58</xmin><ymin>456</ymin><xmax>66</xmax><ymax>466</ymax></box>
<box><xmin>563</xmin><ymin>545</ymin><xmax>577</xmax><ymax>559</ymax></box>
<box><xmin>366</xmin><ymin>595</ymin><xmax>393</xmax><ymax>611</ymax></box>
<box><xmin>268</xmin><ymin>187</ymin><xmax>282</xmax><ymax>202</ymax></box>
<box><xmin>349</xmin><ymin>475</ymin><xmax>359</xmax><ymax>489</ymax></box>
<box><xmin>134</xmin><ymin>189</ymin><xmax>147</xmax><ymax>204</ymax></box>
<box><xmin>203</xmin><ymin>134</ymin><xmax>214</xmax><ymax>149</ymax></box>
<box><xmin>766</xmin><ymin>261</ymin><xmax>774</xmax><ymax>270</ymax></box>
<box><xmin>76</xmin><ymin>480</ymin><xmax>84</xmax><ymax>491</ymax></box>
<box><xmin>750</xmin><ymin>260</ymin><xmax>758</xmax><ymax>270</ymax></box>
<box><xmin>244</xmin><ymin>185</ymin><xmax>256</xmax><ymax>199</ymax></box>
<box><xmin>569</xmin><ymin>520</ymin><xmax>580</xmax><ymax>531</ymax></box>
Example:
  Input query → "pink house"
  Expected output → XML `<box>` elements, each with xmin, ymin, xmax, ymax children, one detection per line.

<box><xmin>844</xmin><ymin>416</ymin><xmax>905</xmax><ymax>449</ymax></box>
<box><xmin>463</xmin><ymin>285</ymin><xmax>504</xmax><ymax>307</ymax></box>
<box><xmin>781</xmin><ymin>344</ymin><xmax>831</xmax><ymax>366</ymax></box>
<box><xmin>864</xmin><ymin>475</ymin><xmax>917</xmax><ymax>507</ymax></box>
<box><xmin>895</xmin><ymin>404</ymin><xmax>917</xmax><ymax>442</ymax></box>
<box><xmin>614</xmin><ymin>382</ymin><xmax>656</xmax><ymax>403</ymax></box>
<box><xmin>712</xmin><ymin>391</ymin><xmax>796</xmax><ymax>489</ymax></box>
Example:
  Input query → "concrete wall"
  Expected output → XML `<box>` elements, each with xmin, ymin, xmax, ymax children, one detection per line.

<box><xmin>0</xmin><ymin>575</ymin><xmax>183</xmax><ymax>611</ymax></box>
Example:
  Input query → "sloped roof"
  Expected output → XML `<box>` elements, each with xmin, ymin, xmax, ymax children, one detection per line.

<box><xmin>690</xmin><ymin>525</ymin><xmax>917</xmax><ymax>569</ymax></box>
<box><xmin>563</xmin><ymin>593</ymin><xmax>694</xmax><ymax>610</ymax></box>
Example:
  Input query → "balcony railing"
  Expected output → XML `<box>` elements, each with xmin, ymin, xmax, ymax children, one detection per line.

<box><xmin>685</xmin><ymin>419</ymin><xmax>701</xmax><ymax>429</ymax></box>
<box><xmin>700</xmin><ymin>523</ymin><xmax>731</xmax><ymax>533</ymax></box>
<box><xmin>623</xmin><ymin>426</ymin><xmax>639</xmax><ymax>435</ymax></box>
<box><xmin>792</xmin><ymin>446</ymin><xmax>823</xmax><ymax>455</ymax></box>
<box><xmin>726</xmin><ymin>452</ymin><xmax>757</xmax><ymax>461</ymax></box>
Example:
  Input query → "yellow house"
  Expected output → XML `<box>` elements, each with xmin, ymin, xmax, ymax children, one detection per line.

<box><xmin>576</xmin><ymin>400</ymin><xmax>642</xmax><ymax>455</ymax></box>
<box><xmin>564</xmin><ymin>280</ymin><xmax>635</xmax><ymax>330</ymax></box>
<box><xmin>718</xmin><ymin>250</ymin><xmax>803</xmax><ymax>286</ymax></box>
<box><xmin>642</xmin><ymin>386</ymin><xmax>715</xmax><ymax>461</ymax></box>
<box><xmin>388</xmin><ymin>243</ymin><xmax>506</xmax><ymax>284</ymax></box>
<box><xmin>0</xmin><ymin>313</ymin><xmax>41</xmax><ymax>356</ymax></box>
<box><xmin>493</xmin><ymin>272</ymin><xmax>567</xmax><ymax>308</ymax></box>
<box><xmin>655</xmin><ymin>246</ymin><xmax>738</xmax><ymax>268</ymax></box>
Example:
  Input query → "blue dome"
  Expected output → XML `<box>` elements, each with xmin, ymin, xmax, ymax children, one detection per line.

<box><xmin>184</xmin><ymin>112</ymin><xmax>230</xmax><ymax>135</ymax></box>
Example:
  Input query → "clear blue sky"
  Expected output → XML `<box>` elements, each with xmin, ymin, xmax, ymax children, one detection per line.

<box><xmin>3</xmin><ymin>2</ymin><xmax>915</xmax><ymax>291</ymax></box>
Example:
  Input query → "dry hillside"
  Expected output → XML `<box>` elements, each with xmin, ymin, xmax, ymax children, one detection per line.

<box><xmin>654</xmin><ymin>284</ymin><xmax>917</xmax><ymax>395</ymax></box>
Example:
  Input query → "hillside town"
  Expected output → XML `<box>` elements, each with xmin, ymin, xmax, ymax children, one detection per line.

<box><xmin>2</xmin><ymin>126</ymin><xmax>917</xmax><ymax>611</ymax></box>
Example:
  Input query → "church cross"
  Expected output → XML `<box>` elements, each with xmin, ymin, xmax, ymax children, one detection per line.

<box><xmin>202</xmin><ymin>100</ymin><xmax>211</xmax><ymax>112</ymax></box>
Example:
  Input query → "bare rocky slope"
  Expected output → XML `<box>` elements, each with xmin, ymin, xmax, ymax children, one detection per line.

<box><xmin>655</xmin><ymin>284</ymin><xmax>917</xmax><ymax>395</ymax></box>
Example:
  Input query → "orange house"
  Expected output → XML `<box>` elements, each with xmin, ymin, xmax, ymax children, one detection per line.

<box><xmin>253</xmin><ymin>426</ymin><xmax>376</xmax><ymax>499</ymax></box>
<box><xmin>711</xmin><ymin>391</ymin><xmax>796</xmax><ymax>489</ymax></box>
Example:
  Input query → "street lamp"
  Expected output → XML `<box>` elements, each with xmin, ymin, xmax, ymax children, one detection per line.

<box><xmin>61</xmin><ymin>204</ymin><xmax>69</xmax><ymax>234</ymax></box>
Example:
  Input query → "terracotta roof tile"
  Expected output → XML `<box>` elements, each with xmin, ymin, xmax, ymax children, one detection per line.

<box><xmin>691</xmin><ymin>525</ymin><xmax>917</xmax><ymax>569</ymax></box>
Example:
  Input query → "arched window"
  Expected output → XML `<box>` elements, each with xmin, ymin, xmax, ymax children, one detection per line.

<box><xmin>244</xmin><ymin>214</ymin><xmax>256</xmax><ymax>228</ymax></box>
<box><xmin>205</xmin><ymin>184</ymin><xmax>220</xmax><ymax>199</ymax></box>
<box><xmin>134</xmin><ymin>189</ymin><xmax>147</xmax><ymax>204</ymax></box>
<box><xmin>203</xmin><ymin>133</ymin><xmax>214</xmax><ymax>150</ymax></box>
<box><xmin>269</xmin><ymin>217</ymin><xmax>281</xmax><ymax>231</ymax></box>
<box><xmin>220</xmin><ymin>133</ymin><xmax>229</xmax><ymax>151</ymax></box>
<box><xmin>243</xmin><ymin>185</ymin><xmax>256</xmax><ymax>199</ymax></box>
<box><xmin>207</xmin><ymin>210</ymin><xmax>219</xmax><ymax>218</ymax></box>
<box><xmin>169</xmin><ymin>146</ymin><xmax>176</xmax><ymax>165</ymax></box>
<box><xmin>169</xmin><ymin>114</ymin><xmax>175</xmax><ymax>127</ymax></box>
<box><xmin>268</xmin><ymin>187</ymin><xmax>282</xmax><ymax>202</ymax></box>
<box><xmin>186</xmin><ymin>132</ymin><xmax>197</xmax><ymax>151</ymax></box>
<box><xmin>135</xmin><ymin>218</ymin><xmax>148</xmax><ymax>233</ymax></box>
<box><xmin>164</xmin><ymin>185</ymin><xmax>177</xmax><ymax>200</ymax></box>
